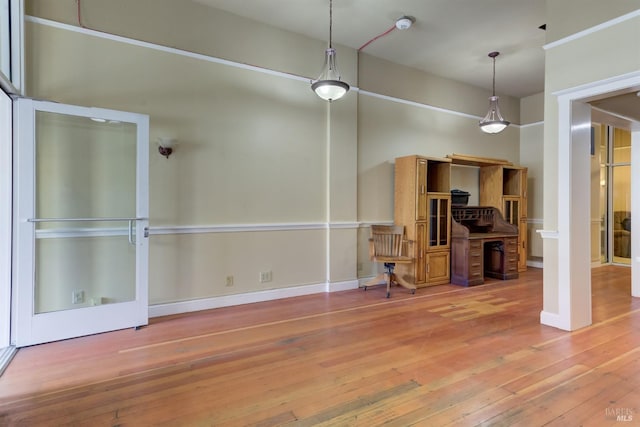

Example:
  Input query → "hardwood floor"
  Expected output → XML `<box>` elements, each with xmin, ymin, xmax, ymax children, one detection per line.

<box><xmin>1</xmin><ymin>266</ymin><xmax>639</xmax><ymax>426</ymax></box>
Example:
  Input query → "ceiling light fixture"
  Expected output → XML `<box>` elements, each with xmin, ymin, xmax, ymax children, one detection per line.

<box><xmin>311</xmin><ymin>0</ymin><xmax>350</xmax><ymax>101</ymax></box>
<box><xmin>479</xmin><ymin>51</ymin><xmax>510</xmax><ymax>134</ymax></box>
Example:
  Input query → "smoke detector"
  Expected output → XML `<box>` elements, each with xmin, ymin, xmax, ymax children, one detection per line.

<box><xmin>395</xmin><ymin>16</ymin><xmax>415</xmax><ymax>30</ymax></box>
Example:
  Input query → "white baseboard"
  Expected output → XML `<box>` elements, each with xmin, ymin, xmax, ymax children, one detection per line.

<box><xmin>527</xmin><ymin>260</ymin><xmax>543</xmax><ymax>269</ymax></box>
<box><xmin>149</xmin><ymin>280</ymin><xmax>359</xmax><ymax>318</ymax></box>
<box><xmin>540</xmin><ymin>310</ymin><xmax>566</xmax><ymax>330</ymax></box>
<box><xmin>327</xmin><ymin>280</ymin><xmax>360</xmax><ymax>292</ymax></box>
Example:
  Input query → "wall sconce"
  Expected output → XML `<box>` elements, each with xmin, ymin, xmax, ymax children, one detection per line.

<box><xmin>158</xmin><ymin>137</ymin><xmax>176</xmax><ymax>158</ymax></box>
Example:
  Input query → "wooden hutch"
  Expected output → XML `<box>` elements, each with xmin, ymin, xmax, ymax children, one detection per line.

<box><xmin>447</xmin><ymin>154</ymin><xmax>528</xmax><ymax>273</ymax></box>
<box><xmin>450</xmin><ymin>206</ymin><xmax>519</xmax><ymax>286</ymax></box>
<box><xmin>394</xmin><ymin>155</ymin><xmax>452</xmax><ymax>287</ymax></box>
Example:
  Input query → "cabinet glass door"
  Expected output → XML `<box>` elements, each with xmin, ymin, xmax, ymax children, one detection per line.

<box><xmin>428</xmin><ymin>195</ymin><xmax>450</xmax><ymax>248</ymax></box>
<box><xmin>503</xmin><ymin>197</ymin><xmax>520</xmax><ymax>225</ymax></box>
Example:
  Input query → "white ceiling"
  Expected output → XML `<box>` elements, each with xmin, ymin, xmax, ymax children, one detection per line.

<box><xmin>194</xmin><ymin>0</ymin><xmax>547</xmax><ymax>98</ymax></box>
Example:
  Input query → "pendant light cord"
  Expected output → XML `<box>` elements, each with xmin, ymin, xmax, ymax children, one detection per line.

<box><xmin>329</xmin><ymin>0</ymin><xmax>333</xmax><ymax>48</ymax></box>
<box><xmin>492</xmin><ymin>55</ymin><xmax>496</xmax><ymax>96</ymax></box>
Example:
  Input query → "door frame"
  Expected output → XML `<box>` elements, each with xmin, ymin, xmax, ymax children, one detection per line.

<box><xmin>543</xmin><ymin>71</ymin><xmax>640</xmax><ymax>331</ymax></box>
<box><xmin>12</xmin><ymin>99</ymin><xmax>149</xmax><ymax>347</ymax></box>
<box><xmin>0</xmin><ymin>88</ymin><xmax>11</xmax><ymax>350</ymax></box>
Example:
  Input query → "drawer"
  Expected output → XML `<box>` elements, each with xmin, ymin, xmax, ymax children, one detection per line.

<box><xmin>469</xmin><ymin>241</ymin><xmax>482</xmax><ymax>258</ymax></box>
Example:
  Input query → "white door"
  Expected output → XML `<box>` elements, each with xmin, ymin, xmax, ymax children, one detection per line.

<box><xmin>12</xmin><ymin>99</ymin><xmax>149</xmax><ymax>347</ymax></box>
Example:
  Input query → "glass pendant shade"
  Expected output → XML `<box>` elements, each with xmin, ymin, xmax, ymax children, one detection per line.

<box><xmin>479</xmin><ymin>51</ymin><xmax>509</xmax><ymax>134</ymax></box>
<box><xmin>479</xmin><ymin>95</ymin><xmax>510</xmax><ymax>134</ymax></box>
<box><xmin>312</xmin><ymin>48</ymin><xmax>350</xmax><ymax>101</ymax></box>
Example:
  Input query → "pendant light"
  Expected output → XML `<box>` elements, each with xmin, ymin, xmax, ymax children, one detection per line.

<box><xmin>311</xmin><ymin>0</ymin><xmax>350</xmax><ymax>101</ymax></box>
<box><xmin>479</xmin><ymin>51</ymin><xmax>510</xmax><ymax>134</ymax></box>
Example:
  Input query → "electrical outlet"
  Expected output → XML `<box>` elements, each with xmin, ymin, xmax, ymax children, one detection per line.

<box><xmin>72</xmin><ymin>289</ymin><xmax>85</xmax><ymax>304</ymax></box>
<box><xmin>226</xmin><ymin>276</ymin><xmax>234</xmax><ymax>287</ymax></box>
<box><xmin>260</xmin><ymin>271</ymin><xmax>272</xmax><ymax>283</ymax></box>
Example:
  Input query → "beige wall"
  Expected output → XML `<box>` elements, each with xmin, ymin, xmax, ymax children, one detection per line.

<box><xmin>543</xmin><ymin>3</ymin><xmax>640</xmax><ymax>317</ymax></box>
<box><xmin>520</xmin><ymin>93</ymin><xmax>544</xmax><ymax>260</ymax></box>
<box><xmin>25</xmin><ymin>0</ymin><xmax>532</xmax><ymax>308</ymax></box>
<box><xmin>520</xmin><ymin>92</ymin><xmax>544</xmax><ymax>125</ymax></box>
<box><xmin>545</xmin><ymin>0</ymin><xmax>640</xmax><ymax>42</ymax></box>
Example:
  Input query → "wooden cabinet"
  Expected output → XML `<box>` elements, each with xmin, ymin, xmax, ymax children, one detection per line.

<box><xmin>480</xmin><ymin>165</ymin><xmax>528</xmax><ymax>272</ymax></box>
<box><xmin>394</xmin><ymin>155</ymin><xmax>451</xmax><ymax>287</ymax></box>
<box><xmin>484</xmin><ymin>236</ymin><xmax>519</xmax><ymax>280</ymax></box>
<box><xmin>451</xmin><ymin>238</ymin><xmax>483</xmax><ymax>286</ymax></box>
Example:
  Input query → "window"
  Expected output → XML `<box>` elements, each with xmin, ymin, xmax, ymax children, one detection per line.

<box><xmin>0</xmin><ymin>0</ymin><xmax>23</xmax><ymax>92</ymax></box>
<box><xmin>599</xmin><ymin>125</ymin><xmax>632</xmax><ymax>265</ymax></box>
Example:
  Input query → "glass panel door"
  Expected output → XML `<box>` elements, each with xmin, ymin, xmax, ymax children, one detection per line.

<box><xmin>600</xmin><ymin>125</ymin><xmax>632</xmax><ymax>265</ymax></box>
<box><xmin>612</xmin><ymin>165</ymin><xmax>631</xmax><ymax>264</ymax></box>
<box><xmin>13</xmin><ymin>99</ymin><xmax>149</xmax><ymax>347</ymax></box>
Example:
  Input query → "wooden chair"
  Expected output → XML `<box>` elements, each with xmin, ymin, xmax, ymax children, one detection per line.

<box><xmin>364</xmin><ymin>224</ymin><xmax>416</xmax><ymax>298</ymax></box>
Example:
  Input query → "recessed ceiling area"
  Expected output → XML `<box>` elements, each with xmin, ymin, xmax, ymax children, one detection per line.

<box><xmin>591</xmin><ymin>91</ymin><xmax>640</xmax><ymax>125</ymax></box>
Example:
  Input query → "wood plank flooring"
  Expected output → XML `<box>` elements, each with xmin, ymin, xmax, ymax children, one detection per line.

<box><xmin>1</xmin><ymin>266</ymin><xmax>639</xmax><ymax>426</ymax></box>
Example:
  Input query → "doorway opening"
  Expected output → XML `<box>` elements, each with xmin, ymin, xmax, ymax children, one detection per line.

<box><xmin>548</xmin><ymin>71</ymin><xmax>640</xmax><ymax>331</ymax></box>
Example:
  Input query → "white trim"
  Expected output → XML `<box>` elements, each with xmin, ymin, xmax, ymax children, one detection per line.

<box><xmin>328</xmin><ymin>279</ymin><xmax>359</xmax><ymax>292</ymax></box>
<box><xmin>0</xmin><ymin>1</ymin><xmax>9</xmax><ymax>78</ymax></box>
<box><xmin>359</xmin><ymin>90</ymin><xmax>484</xmax><ymax>121</ymax></box>
<box><xmin>520</xmin><ymin>121</ymin><xmax>544</xmax><ymax>129</ymax></box>
<box><xmin>33</xmin><ymin>221</ymin><xmax>363</xmax><ymax>238</ymax></box>
<box><xmin>0</xmin><ymin>88</ymin><xmax>10</xmax><ymax>348</ymax></box>
<box><xmin>358</xmin><ymin>221</ymin><xmax>394</xmax><ymax>228</ymax></box>
<box><xmin>0</xmin><ymin>0</ymin><xmax>22</xmax><ymax>93</ymax></box>
<box><xmin>632</xmin><ymin>130</ymin><xmax>640</xmax><ymax>297</ymax></box>
<box><xmin>328</xmin><ymin>221</ymin><xmax>359</xmax><ymax>229</ymax></box>
<box><xmin>149</xmin><ymin>279</ymin><xmax>359</xmax><ymax>318</ymax></box>
<box><xmin>359</xmin><ymin>90</ymin><xmax>524</xmax><ymax>127</ymax></box>
<box><xmin>10</xmin><ymin>0</ymin><xmax>24</xmax><ymax>94</ymax></box>
<box><xmin>150</xmin><ymin>223</ymin><xmax>324</xmax><ymax>235</ymax></box>
<box><xmin>544</xmin><ymin>9</ymin><xmax>640</xmax><ymax>51</ymax></box>
<box><xmin>540</xmin><ymin>310</ymin><xmax>566</xmax><ymax>330</ymax></box>
<box><xmin>552</xmin><ymin>70</ymin><xmax>640</xmax><ymax>99</ymax></box>
<box><xmin>527</xmin><ymin>260</ymin><xmax>544</xmax><ymax>269</ymax></box>
<box><xmin>149</xmin><ymin>222</ymin><xmax>359</xmax><ymax>236</ymax></box>
<box><xmin>35</xmin><ymin>227</ymin><xmax>129</xmax><ymax>239</ymax></box>
<box><xmin>528</xmin><ymin>218</ymin><xmax>543</xmax><ymax>225</ymax></box>
<box><xmin>25</xmin><ymin>16</ymin><xmax>314</xmax><ymax>85</ymax></box>
<box><xmin>537</xmin><ymin>229</ymin><xmax>559</xmax><ymax>239</ymax></box>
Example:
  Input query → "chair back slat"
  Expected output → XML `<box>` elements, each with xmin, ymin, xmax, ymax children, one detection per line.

<box><xmin>370</xmin><ymin>224</ymin><xmax>405</xmax><ymax>257</ymax></box>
